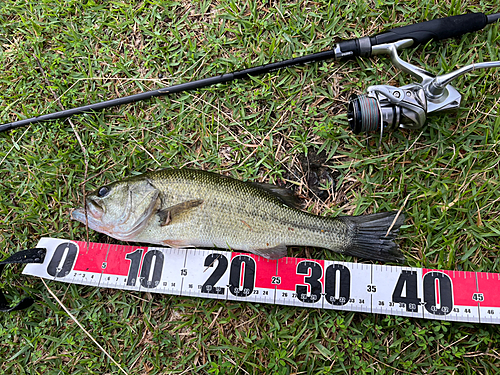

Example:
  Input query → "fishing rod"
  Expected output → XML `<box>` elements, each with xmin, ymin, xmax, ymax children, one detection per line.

<box><xmin>0</xmin><ymin>11</ymin><xmax>499</xmax><ymax>132</ymax></box>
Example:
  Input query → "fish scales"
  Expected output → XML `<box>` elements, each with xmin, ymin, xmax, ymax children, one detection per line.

<box><xmin>72</xmin><ymin>168</ymin><xmax>405</xmax><ymax>262</ymax></box>
<box><xmin>142</xmin><ymin>169</ymin><xmax>352</xmax><ymax>252</ymax></box>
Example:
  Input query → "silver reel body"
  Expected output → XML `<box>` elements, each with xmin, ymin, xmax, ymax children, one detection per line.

<box><xmin>348</xmin><ymin>39</ymin><xmax>500</xmax><ymax>135</ymax></box>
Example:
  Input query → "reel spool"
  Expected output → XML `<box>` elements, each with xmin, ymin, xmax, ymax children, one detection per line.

<box><xmin>347</xmin><ymin>94</ymin><xmax>382</xmax><ymax>134</ymax></box>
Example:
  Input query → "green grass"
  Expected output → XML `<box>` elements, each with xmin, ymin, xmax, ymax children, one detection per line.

<box><xmin>1</xmin><ymin>0</ymin><xmax>499</xmax><ymax>374</ymax></box>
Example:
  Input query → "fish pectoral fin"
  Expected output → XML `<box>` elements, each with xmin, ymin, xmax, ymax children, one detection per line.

<box><xmin>158</xmin><ymin>210</ymin><xmax>171</xmax><ymax>227</ymax></box>
<box><xmin>252</xmin><ymin>244</ymin><xmax>288</xmax><ymax>260</ymax></box>
<box><xmin>158</xmin><ymin>199</ymin><xmax>204</xmax><ymax>226</ymax></box>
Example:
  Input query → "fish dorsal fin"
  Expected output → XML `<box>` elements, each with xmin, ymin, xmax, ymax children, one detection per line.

<box><xmin>249</xmin><ymin>182</ymin><xmax>300</xmax><ymax>209</ymax></box>
<box><xmin>251</xmin><ymin>244</ymin><xmax>288</xmax><ymax>260</ymax></box>
<box><xmin>158</xmin><ymin>199</ymin><xmax>204</xmax><ymax>226</ymax></box>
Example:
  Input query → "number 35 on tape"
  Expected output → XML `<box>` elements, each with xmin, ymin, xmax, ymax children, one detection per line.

<box><xmin>23</xmin><ymin>238</ymin><xmax>500</xmax><ymax>324</ymax></box>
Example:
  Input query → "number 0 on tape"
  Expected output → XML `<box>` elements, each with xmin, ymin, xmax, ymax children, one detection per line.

<box><xmin>23</xmin><ymin>238</ymin><xmax>500</xmax><ymax>324</ymax></box>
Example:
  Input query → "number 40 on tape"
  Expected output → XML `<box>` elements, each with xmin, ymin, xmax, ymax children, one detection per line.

<box><xmin>23</xmin><ymin>238</ymin><xmax>500</xmax><ymax>324</ymax></box>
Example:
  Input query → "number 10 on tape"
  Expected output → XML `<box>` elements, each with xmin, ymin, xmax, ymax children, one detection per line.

<box><xmin>23</xmin><ymin>238</ymin><xmax>500</xmax><ymax>324</ymax></box>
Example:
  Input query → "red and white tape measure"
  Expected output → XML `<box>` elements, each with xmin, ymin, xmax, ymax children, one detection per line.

<box><xmin>23</xmin><ymin>238</ymin><xmax>500</xmax><ymax>324</ymax></box>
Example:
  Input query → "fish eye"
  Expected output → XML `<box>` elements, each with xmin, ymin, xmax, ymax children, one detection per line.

<box><xmin>97</xmin><ymin>186</ymin><xmax>110</xmax><ymax>198</ymax></box>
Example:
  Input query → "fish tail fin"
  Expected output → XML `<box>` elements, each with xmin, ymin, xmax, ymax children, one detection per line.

<box><xmin>344</xmin><ymin>211</ymin><xmax>405</xmax><ymax>263</ymax></box>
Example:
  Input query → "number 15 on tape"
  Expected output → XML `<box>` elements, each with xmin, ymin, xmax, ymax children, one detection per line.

<box><xmin>23</xmin><ymin>238</ymin><xmax>500</xmax><ymax>324</ymax></box>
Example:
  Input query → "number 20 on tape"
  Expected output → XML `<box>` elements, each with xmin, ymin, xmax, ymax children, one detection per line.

<box><xmin>23</xmin><ymin>238</ymin><xmax>500</xmax><ymax>324</ymax></box>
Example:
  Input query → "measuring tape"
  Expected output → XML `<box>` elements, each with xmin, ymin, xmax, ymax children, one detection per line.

<box><xmin>22</xmin><ymin>238</ymin><xmax>500</xmax><ymax>324</ymax></box>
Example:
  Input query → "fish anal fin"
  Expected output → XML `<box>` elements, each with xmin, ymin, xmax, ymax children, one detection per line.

<box><xmin>252</xmin><ymin>244</ymin><xmax>288</xmax><ymax>260</ymax></box>
<box><xmin>158</xmin><ymin>199</ymin><xmax>203</xmax><ymax>226</ymax></box>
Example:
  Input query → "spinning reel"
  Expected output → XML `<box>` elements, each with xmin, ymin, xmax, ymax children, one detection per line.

<box><xmin>348</xmin><ymin>39</ymin><xmax>500</xmax><ymax>136</ymax></box>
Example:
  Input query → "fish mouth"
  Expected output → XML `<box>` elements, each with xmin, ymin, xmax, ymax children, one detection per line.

<box><xmin>71</xmin><ymin>199</ymin><xmax>109</xmax><ymax>234</ymax></box>
<box><xmin>71</xmin><ymin>207</ymin><xmax>87</xmax><ymax>224</ymax></box>
<box><xmin>86</xmin><ymin>197</ymin><xmax>104</xmax><ymax>219</ymax></box>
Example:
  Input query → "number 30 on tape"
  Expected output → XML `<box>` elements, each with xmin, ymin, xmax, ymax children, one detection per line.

<box><xmin>23</xmin><ymin>238</ymin><xmax>500</xmax><ymax>324</ymax></box>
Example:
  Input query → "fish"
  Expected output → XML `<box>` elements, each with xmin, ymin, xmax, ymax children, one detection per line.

<box><xmin>71</xmin><ymin>168</ymin><xmax>405</xmax><ymax>262</ymax></box>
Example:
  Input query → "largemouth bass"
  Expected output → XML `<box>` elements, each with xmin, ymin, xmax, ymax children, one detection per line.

<box><xmin>71</xmin><ymin>168</ymin><xmax>405</xmax><ymax>262</ymax></box>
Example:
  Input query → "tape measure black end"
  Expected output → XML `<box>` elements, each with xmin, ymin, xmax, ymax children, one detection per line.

<box><xmin>0</xmin><ymin>248</ymin><xmax>46</xmax><ymax>313</ymax></box>
<box><xmin>0</xmin><ymin>297</ymin><xmax>35</xmax><ymax>312</ymax></box>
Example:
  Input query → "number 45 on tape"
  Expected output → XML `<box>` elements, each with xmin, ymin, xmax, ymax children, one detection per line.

<box><xmin>23</xmin><ymin>238</ymin><xmax>500</xmax><ymax>324</ymax></box>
